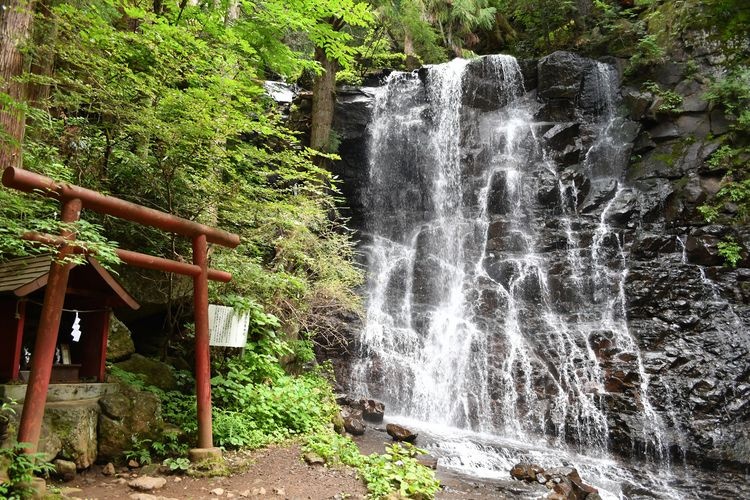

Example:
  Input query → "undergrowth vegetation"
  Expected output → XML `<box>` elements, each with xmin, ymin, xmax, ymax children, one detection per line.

<box><xmin>0</xmin><ymin>401</ymin><xmax>54</xmax><ymax>499</ymax></box>
<box><xmin>110</xmin><ymin>302</ymin><xmax>440</xmax><ymax>498</ymax></box>
<box><xmin>303</xmin><ymin>431</ymin><xmax>441</xmax><ymax>499</ymax></box>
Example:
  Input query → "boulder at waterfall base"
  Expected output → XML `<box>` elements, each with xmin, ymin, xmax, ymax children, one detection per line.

<box><xmin>356</xmin><ymin>399</ymin><xmax>385</xmax><ymax>423</ymax></box>
<box><xmin>510</xmin><ymin>463</ymin><xmax>598</xmax><ymax>500</ymax></box>
<box><xmin>343</xmin><ymin>416</ymin><xmax>366</xmax><ymax>436</ymax></box>
<box><xmin>386</xmin><ymin>423</ymin><xmax>417</xmax><ymax>443</ymax></box>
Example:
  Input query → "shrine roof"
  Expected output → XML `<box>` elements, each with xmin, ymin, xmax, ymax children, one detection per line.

<box><xmin>0</xmin><ymin>255</ymin><xmax>139</xmax><ymax>309</ymax></box>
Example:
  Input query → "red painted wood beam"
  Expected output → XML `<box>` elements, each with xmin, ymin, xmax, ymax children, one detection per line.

<box><xmin>192</xmin><ymin>234</ymin><xmax>213</xmax><ymax>448</ymax></box>
<box><xmin>17</xmin><ymin>198</ymin><xmax>82</xmax><ymax>452</ymax></box>
<box><xmin>3</xmin><ymin>167</ymin><xmax>240</xmax><ymax>248</ymax></box>
<box><xmin>0</xmin><ymin>300</ymin><xmax>25</xmax><ymax>382</ymax></box>
<box><xmin>22</xmin><ymin>232</ymin><xmax>232</xmax><ymax>283</ymax></box>
<box><xmin>118</xmin><ymin>249</ymin><xmax>231</xmax><ymax>283</ymax></box>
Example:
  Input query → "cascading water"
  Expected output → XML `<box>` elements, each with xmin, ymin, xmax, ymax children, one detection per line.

<box><xmin>348</xmin><ymin>54</ymin><xmax>713</xmax><ymax>497</ymax></box>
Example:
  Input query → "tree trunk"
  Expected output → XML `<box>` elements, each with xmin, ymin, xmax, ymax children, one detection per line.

<box><xmin>225</xmin><ymin>0</ymin><xmax>240</xmax><ymax>26</ymax></box>
<box><xmin>403</xmin><ymin>32</ymin><xmax>420</xmax><ymax>70</ymax></box>
<box><xmin>26</xmin><ymin>0</ymin><xmax>55</xmax><ymax>108</ymax></box>
<box><xmin>0</xmin><ymin>0</ymin><xmax>36</xmax><ymax>170</ymax></box>
<box><xmin>310</xmin><ymin>46</ymin><xmax>338</xmax><ymax>154</ymax></box>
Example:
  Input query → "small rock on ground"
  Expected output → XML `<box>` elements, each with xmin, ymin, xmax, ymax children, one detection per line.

<box><xmin>129</xmin><ymin>494</ymin><xmax>179</xmax><ymax>500</ymax></box>
<box><xmin>128</xmin><ymin>475</ymin><xmax>167</xmax><ymax>492</ymax></box>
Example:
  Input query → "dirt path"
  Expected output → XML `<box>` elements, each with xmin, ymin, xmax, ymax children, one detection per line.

<box><xmin>58</xmin><ymin>430</ymin><xmax>529</xmax><ymax>499</ymax></box>
<box><xmin>59</xmin><ymin>444</ymin><xmax>368</xmax><ymax>500</ymax></box>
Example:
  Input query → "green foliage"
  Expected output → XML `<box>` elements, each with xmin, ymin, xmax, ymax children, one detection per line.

<box><xmin>150</xmin><ymin>429</ymin><xmax>189</xmax><ymax>460</ymax></box>
<box><xmin>500</xmin><ymin>0</ymin><xmax>577</xmax><ymax>53</ymax></box>
<box><xmin>705</xmin><ymin>68</ymin><xmax>750</xmax><ymax>132</ymax></box>
<box><xmin>210</xmin><ymin>339</ymin><xmax>339</xmax><ymax>448</ymax></box>
<box><xmin>0</xmin><ymin>443</ymin><xmax>54</xmax><ymax>500</ymax></box>
<box><xmin>0</xmin><ymin>401</ymin><xmax>54</xmax><ymax>499</ymax></box>
<box><xmin>360</xmin><ymin>443</ymin><xmax>441</xmax><ymax>499</ymax></box>
<box><xmin>628</xmin><ymin>34</ymin><xmax>667</xmax><ymax>71</ymax></box>
<box><xmin>718</xmin><ymin>237</ymin><xmax>743</xmax><ymax>267</ymax></box>
<box><xmin>110</xmin><ymin>298</ymin><xmax>341</xmax><ymax>453</ymax></box>
<box><xmin>109</xmin><ymin>364</ymin><xmax>198</xmax><ymax>449</ymax></box>
<box><xmin>162</xmin><ymin>457</ymin><xmax>191</xmax><ymax>473</ymax></box>
<box><xmin>699</xmin><ymin>70</ymin><xmax>750</xmax><ymax>228</ymax></box>
<box><xmin>642</xmin><ymin>81</ymin><xmax>683</xmax><ymax>113</ymax></box>
<box><xmin>10</xmin><ymin>0</ymin><xmax>364</xmax><ymax>345</ymax></box>
<box><xmin>697</xmin><ymin>204</ymin><xmax>720</xmax><ymax>223</ymax></box>
<box><xmin>303</xmin><ymin>431</ymin><xmax>441</xmax><ymax>499</ymax></box>
<box><xmin>302</xmin><ymin>429</ymin><xmax>364</xmax><ymax>467</ymax></box>
<box><xmin>706</xmin><ymin>145</ymin><xmax>739</xmax><ymax>171</ymax></box>
<box><xmin>124</xmin><ymin>436</ymin><xmax>153</xmax><ymax>465</ymax></box>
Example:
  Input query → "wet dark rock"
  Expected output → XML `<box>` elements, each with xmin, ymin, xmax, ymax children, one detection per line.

<box><xmin>333</xmin><ymin>88</ymin><xmax>375</xmax><ymax>140</ymax></box>
<box><xmin>653</xmin><ymin>61</ymin><xmax>686</xmax><ymax>86</ymax></box>
<box><xmin>710</xmin><ymin>108</ymin><xmax>731</xmax><ymax>135</ymax></box>
<box><xmin>579</xmin><ymin>179</ymin><xmax>618</xmax><ymax>213</ymax></box>
<box><xmin>386</xmin><ymin>423</ymin><xmax>418</xmax><ymax>443</ymax></box>
<box><xmin>608</xmin><ymin>188</ymin><xmax>638</xmax><ymax>224</ymax></box>
<box><xmin>684</xmin><ymin>233</ymin><xmax>723</xmax><ymax>266</ymax></box>
<box><xmin>343</xmin><ymin>415</ymin><xmax>366</xmax><ymax>436</ymax></box>
<box><xmin>675</xmin><ymin>79</ymin><xmax>709</xmax><ymax>112</ymax></box>
<box><xmin>518</xmin><ymin>58</ymin><xmax>539</xmax><ymax>90</ymax></box>
<box><xmin>677</xmin><ymin>114</ymin><xmax>711</xmax><ymax>137</ymax></box>
<box><xmin>622</xmin><ymin>87</ymin><xmax>652</xmax><ymax>121</ymax></box>
<box><xmin>463</xmin><ymin>57</ymin><xmax>522</xmax><ymax>111</ymax></box>
<box><xmin>538</xmin><ymin>51</ymin><xmax>592</xmax><ymax>101</ymax></box>
<box><xmin>354</xmin><ymin>399</ymin><xmax>385</xmax><ymax>423</ymax></box>
<box><xmin>416</xmin><ymin>454</ymin><xmax>438</xmax><ymax>469</ymax></box>
<box><xmin>647</xmin><ymin>122</ymin><xmax>681</xmax><ymax>140</ymax></box>
<box><xmin>510</xmin><ymin>463</ymin><xmax>545</xmax><ymax>481</ymax></box>
<box><xmin>633</xmin><ymin>132</ymin><xmax>656</xmax><ymax>154</ymax></box>
<box><xmin>511</xmin><ymin>464</ymin><xmax>598</xmax><ymax>500</ymax></box>
<box><xmin>543</xmin><ymin>123</ymin><xmax>580</xmax><ymax>150</ymax></box>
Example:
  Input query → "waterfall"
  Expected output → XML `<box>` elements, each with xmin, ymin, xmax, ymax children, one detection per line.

<box><xmin>351</xmin><ymin>55</ymin><xmax>668</xmax><ymax>459</ymax></box>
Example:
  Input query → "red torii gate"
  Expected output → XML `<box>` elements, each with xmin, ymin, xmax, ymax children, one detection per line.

<box><xmin>1</xmin><ymin>167</ymin><xmax>240</xmax><ymax>459</ymax></box>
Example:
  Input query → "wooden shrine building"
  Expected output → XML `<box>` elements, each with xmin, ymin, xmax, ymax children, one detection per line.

<box><xmin>0</xmin><ymin>255</ymin><xmax>139</xmax><ymax>384</ymax></box>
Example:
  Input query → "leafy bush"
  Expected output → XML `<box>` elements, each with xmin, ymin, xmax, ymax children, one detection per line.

<box><xmin>124</xmin><ymin>436</ymin><xmax>153</xmax><ymax>466</ymax></box>
<box><xmin>211</xmin><ymin>347</ymin><xmax>338</xmax><ymax>448</ymax></box>
<box><xmin>705</xmin><ymin>67</ymin><xmax>750</xmax><ymax>132</ymax></box>
<box><xmin>642</xmin><ymin>81</ymin><xmax>683</xmax><ymax>113</ymax></box>
<box><xmin>0</xmin><ymin>403</ymin><xmax>54</xmax><ymax>500</ymax></box>
<box><xmin>303</xmin><ymin>431</ymin><xmax>441</xmax><ymax>499</ymax></box>
<box><xmin>718</xmin><ymin>238</ymin><xmax>743</xmax><ymax>267</ymax></box>
<box><xmin>360</xmin><ymin>443</ymin><xmax>441</xmax><ymax>499</ymax></box>
<box><xmin>0</xmin><ymin>443</ymin><xmax>54</xmax><ymax>500</ymax></box>
<box><xmin>163</xmin><ymin>457</ymin><xmax>191</xmax><ymax>473</ymax></box>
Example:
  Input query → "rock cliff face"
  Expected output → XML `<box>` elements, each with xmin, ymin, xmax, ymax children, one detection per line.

<box><xmin>329</xmin><ymin>50</ymin><xmax>750</xmax><ymax>469</ymax></box>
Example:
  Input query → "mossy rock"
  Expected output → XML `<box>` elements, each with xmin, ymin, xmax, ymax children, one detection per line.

<box><xmin>188</xmin><ymin>456</ymin><xmax>230</xmax><ymax>478</ymax></box>
<box><xmin>113</xmin><ymin>354</ymin><xmax>177</xmax><ymax>391</ymax></box>
<box><xmin>97</xmin><ymin>382</ymin><xmax>163</xmax><ymax>462</ymax></box>
<box><xmin>107</xmin><ymin>315</ymin><xmax>136</xmax><ymax>362</ymax></box>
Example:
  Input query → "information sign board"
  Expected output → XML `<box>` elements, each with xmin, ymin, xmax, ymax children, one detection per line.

<box><xmin>208</xmin><ymin>304</ymin><xmax>250</xmax><ymax>348</ymax></box>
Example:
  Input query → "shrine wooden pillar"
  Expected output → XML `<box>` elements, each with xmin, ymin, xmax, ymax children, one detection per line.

<box><xmin>79</xmin><ymin>310</ymin><xmax>110</xmax><ymax>382</ymax></box>
<box><xmin>192</xmin><ymin>234</ymin><xmax>213</xmax><ymax>449</ymax></box>
<box><xmin>17</xmin><ymin>198</ymin><xmax>81</xmax><ymax>451</ymax></box>
<box><xmin>0</xmin><ymin>299</ymin><xmax>25</xmax><ymax>382</ymax></box>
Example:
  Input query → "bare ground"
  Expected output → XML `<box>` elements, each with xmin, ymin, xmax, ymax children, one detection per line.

<box><xmin>57</xmin><ymin>429</ymin><xmax>528</xmax><ymax>500</ymax></box>
<box><xmin>59</xmin><ymin>443</ymin><xmax>368</xmax><ymax>500</ymax></box>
